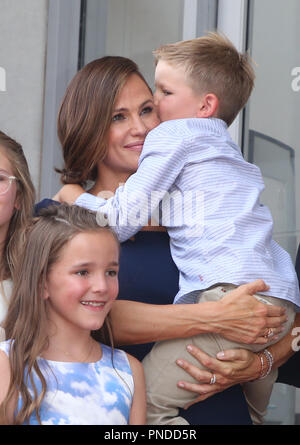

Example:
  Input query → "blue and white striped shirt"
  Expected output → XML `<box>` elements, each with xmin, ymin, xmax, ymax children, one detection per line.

<box><xmin>76</xmin><ymin>118</ymin><xmax>300</xmax><ymax>307</ymax></box>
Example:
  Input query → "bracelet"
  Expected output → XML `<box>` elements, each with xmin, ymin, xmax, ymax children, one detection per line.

<box><xmin>258</xmin><ymin>349</ymin><xmax>274</xmax><ymax>380</ymax></box>
<box><xmin>264</xmin><ymin>349</ymin><xmax>274</xmax><ymax>377</ymax></box>
<box><xmin>257</xmin><ymin>352</ymin><xmax>265</xmax><ymax>379</ymax></box>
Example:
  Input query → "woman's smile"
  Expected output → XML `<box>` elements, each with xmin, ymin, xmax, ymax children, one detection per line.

<box><xmin>123</xmin><ymin>140</ymin><xmax>145</xmax><ymax>152</ymax></box>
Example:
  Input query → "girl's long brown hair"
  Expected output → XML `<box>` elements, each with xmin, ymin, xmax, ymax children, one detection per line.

<box><xmin>0</xmin><ymin>204</ymin><xmax>118</xmax><ymax>425</ymax></box>
<box><xmin>56</xmin><ymin>56</ymin><xmax>152</xmax><ymax>185</ymax></box>
<box><xmin>0</xmin><ymin>132</ymin><xmax>35</xmax><ymax>282</ymax></box>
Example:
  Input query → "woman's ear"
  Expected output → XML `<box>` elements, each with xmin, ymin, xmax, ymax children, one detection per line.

<box><xmin>42</xmin><ymin>279</ymin><xmax>50</xmax><ymax>300</ymax></box>
<box><xmin>196</xmin><ymin>93</ymin><xmax>219</xmax><ymax>119</ymax></box>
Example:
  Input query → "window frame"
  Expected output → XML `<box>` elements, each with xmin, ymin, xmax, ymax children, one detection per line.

<box><xmin>217</xmin><ymin>0</ymin><xmax>249</xmax><ymax>147</ymax></box>
<box><xmin>40</xmin><ymin>0</ymin><xmax>81</xmax><ymax>199</ymax></box>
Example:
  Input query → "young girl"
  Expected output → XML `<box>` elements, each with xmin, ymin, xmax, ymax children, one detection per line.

<box><xmin>0</xmin><ymin>131</ymin><xmax>35</xmax><ymax>336</ymax></box>
<box><xmin>0</xmin><ymin>204</ymin><xmax>146</xmax><ymax>425</ymax></box>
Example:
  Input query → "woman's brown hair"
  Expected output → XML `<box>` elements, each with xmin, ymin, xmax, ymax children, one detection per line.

<box><xmin>0</xmin><ymin>132</ymin><xmax>35</xmax><ymax>282</ymax></box>
<box><xmin>57</xmin><ymin>56</ymin><xmax>152</xmax><ymax>185</ymax></box>
<box><xmin>0</xmin><ymin>204</ymin><xmax>119</xmax><ymax>425</ymax></box>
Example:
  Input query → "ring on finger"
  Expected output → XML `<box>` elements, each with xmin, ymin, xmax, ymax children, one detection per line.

<box><xmin>264</xmin><ymin>328</ymin><xmax>274</xmax><ymax>339</ymax></box>
<box><xmin>209</xmin><ymin>373</ymin><xmax>216</xmax><ymax>385</ymax></box>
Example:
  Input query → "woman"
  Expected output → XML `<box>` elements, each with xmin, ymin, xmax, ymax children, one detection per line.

<box><xmin>0</xmin><ymin>131</ymin><xmax>35</xmax><ymax>334</ymax></box>
<box><xmin>50</xmin><ymin>56</ymin><xmax>289</xmax><ymax>424</ymax></box>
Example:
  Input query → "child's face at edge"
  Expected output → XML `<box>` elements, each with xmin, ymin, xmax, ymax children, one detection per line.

<box><xmin>0</xmin><ymin>147</ymin><xmax>18</xmax><ymax>243</ymax></box>
<box><xmin>44</xmin><ymin>231</ymin><xmax>119</xmax><ymax>334</ymax></box>
<box><xmin>154</xmin><ymin>60</ymin><xmax>205</xmax><ymax>122</ymax></box>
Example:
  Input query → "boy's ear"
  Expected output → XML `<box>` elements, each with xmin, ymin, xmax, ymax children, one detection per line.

<box><xmin>196</xmin><ymin>93</ymin><xmax>219</xmax><ymax>118</ymax></box>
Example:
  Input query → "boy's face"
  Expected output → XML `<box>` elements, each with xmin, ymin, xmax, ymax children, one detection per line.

<box><xmin>154</xmin><ymin>60</ymin><xmax>204</xmax><ymax>122</ymax></box>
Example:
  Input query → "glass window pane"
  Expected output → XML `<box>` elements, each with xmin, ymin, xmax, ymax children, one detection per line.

<box><xmin>245</xmin><ymin>0</ymin><xmax>300</xmax><ymax>425</ymax></box>
<box><xmin>80</xmin><ymin>0</ymin><xmax>217</xmax><ymax>88</ymax></box>
<box><xmin>245</xmin><ymin>0</ymin><xmax>300</xmax><ymax>262</ymax></box>
<box><xmin>82</xmin><ymin>0</ymin><xmax>184</xmax><ymax>87</ymax></box>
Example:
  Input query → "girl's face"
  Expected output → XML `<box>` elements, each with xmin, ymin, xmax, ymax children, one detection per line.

<box><xmin>44</xmin><ymin>231</ymin><xmax>119</xmax><ymax>334</ymax></box>
<box><xmin>0</xmin><ymin>147</ymin><xmax>18</xmax><ymax>242</ymax></box>
<box><xmin>102</xmin><ymin>74</ymin><xmax>160</xmax><ymax>177</ymax></box>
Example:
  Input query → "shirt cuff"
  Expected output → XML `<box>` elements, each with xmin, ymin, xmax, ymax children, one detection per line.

<box><xmin>75</xmin><ymin>192</ymin><xmax>105</xmax><ymax>212</ymax></box>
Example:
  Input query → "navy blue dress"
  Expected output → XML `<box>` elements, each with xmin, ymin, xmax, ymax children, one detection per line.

<box><xmin>36</xmin><ymin>200</ymin><xmax>298</xmax><ymax>424</ymax></box>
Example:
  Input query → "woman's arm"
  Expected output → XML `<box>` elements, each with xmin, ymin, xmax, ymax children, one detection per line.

<box><xmin>111</xmin><ymin>280</ymin><xmax>287</xmax><ymax>347</ymax></box>
<box><xmin>52</xmin><ymin>184</ymin><xmax>84</xmax><ymax>203</ymax></box>
<box><xmin>173</xmin><ymin>313</ymin><xmax>300</xmax><ymax>406</ymax></box>
<box><xmin>127</xmin><ymin>354</ymin><xmax>146</xmax><ymax>425</ymax></box>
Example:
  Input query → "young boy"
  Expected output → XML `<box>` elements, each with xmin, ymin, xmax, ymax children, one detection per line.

<box><xmin>57</xmin><ymin>33</ymin><xmax>299</xmax><ymax>425</ymax></box>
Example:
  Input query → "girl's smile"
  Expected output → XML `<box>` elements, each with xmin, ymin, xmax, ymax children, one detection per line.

<box><xmin>44</xmin><ymin>230</ymin><xmax>119</xmax><ymax>333</ymax></box>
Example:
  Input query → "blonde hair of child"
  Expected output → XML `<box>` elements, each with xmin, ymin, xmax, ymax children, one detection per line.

<box><xmin>153</xmin><ymin>32</ymin><xmax>255</xmax><ymax>126</ymax></box>
<box><xmin>0</xmin><ymin>204</ymin><xmax>118</xmax><ymax>425</ymax></box>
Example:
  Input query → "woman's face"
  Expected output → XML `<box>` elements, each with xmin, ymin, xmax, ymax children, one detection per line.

<box><xmin>0</xmin><ymin>147</ymin><xmax>18</xmax><ymax>243</ymax></box>
<box><xmin>103</xmin><ymin>74</ymin><xmax>160</xmax><ymax>177</ymax></box>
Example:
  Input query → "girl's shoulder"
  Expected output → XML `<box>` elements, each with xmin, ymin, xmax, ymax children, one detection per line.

<box><xmin>125</xmin><ymin>353</ymin><xmax>146</xmax><ymax>425</ymax></box>
<box><xmin>101</xmin><ymin>344</ymin><xmax>133</xmax><ymax>371</ymax></box>
<box><xmin>125</xmin><ymin>353</ymin><xmax>144</xmax><ymax>379</ymax></box>
<box><xmin>0</xmin><ymin>341</ymin><xmax>11</xmax><ymax>386</ymax></box>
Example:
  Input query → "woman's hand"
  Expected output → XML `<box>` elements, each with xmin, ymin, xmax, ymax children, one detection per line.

<box><xmin>176</xmin><ymin>345</ymin><xmax>260</xmax><ymax>407</ymax></box>
<box><xmin>52</xmin><ymin>184</ymin><xmax>85</xmax><ymax>204</ymax></box>
<box><xmin>211</xmin><ymin>280</ymin><xmax>287</xmax><ymax>345</ymax></box>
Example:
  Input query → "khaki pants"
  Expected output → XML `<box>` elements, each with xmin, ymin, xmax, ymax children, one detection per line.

<box><xmin>142</xmin><ymin>284</ymin><xmax>295</xmax><ymax>425</ymax></box>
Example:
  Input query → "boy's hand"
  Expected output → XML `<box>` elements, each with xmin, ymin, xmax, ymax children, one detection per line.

<box><xmin>53</xmin><ymin>184</ymin><xmax>85</xmax><ymax>204</ymax></box>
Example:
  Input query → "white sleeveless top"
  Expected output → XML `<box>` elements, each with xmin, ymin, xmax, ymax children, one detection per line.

<box><xmin>0</xmin><ymin>279</ymin><xmax>12</xmax><ymax>340</ymax></box>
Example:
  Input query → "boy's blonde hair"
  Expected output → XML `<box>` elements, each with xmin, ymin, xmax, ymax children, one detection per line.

<box><xmin>153</xmin><ymin>32</ymin><xmax>255</xmax><ymax>126</ymax></box>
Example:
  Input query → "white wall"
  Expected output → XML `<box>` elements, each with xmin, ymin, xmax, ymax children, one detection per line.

<box><xmin>0</xmin><ymin>0</ymin><xmax>48</xmax><ymax>193</ymax></box>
